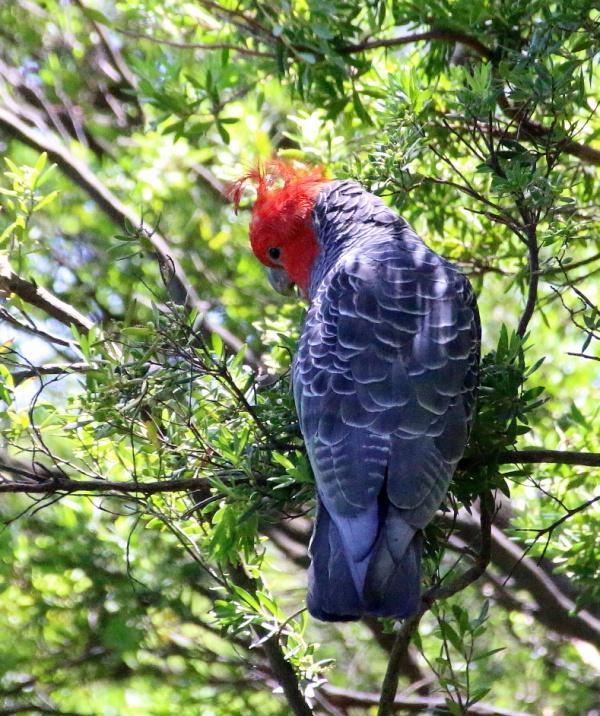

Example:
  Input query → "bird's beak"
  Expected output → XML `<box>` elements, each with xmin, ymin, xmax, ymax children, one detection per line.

<box><xmin>267</xmin><ymin>267</ymin><xmax>295</xmax><ymax>295</ymax></box>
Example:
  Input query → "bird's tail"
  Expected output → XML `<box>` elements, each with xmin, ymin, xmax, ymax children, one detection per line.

<box><xmin>363</xmin><ymin>503</ymin><xmax>422</xmax><ymax>618</ymax></box>
<box><xmin>307</xmin><ymin>498</ymin><xmax>363</xmax><ymax>621</ymax></box>
<box><xmin>307</xmin><ymin>498</ymin><xmax>422</xmax><ymax>621</ymax></box>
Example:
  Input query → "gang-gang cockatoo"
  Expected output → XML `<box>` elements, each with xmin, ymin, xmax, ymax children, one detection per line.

<box><xmin>232</xmin><ymin>160</ymin><xmax>480</xmax><ymax>621</ymax></box>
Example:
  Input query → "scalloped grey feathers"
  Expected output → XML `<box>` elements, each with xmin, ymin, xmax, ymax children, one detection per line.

<box><xmin>293</xmin><ymin>181</ymin><xmax>480</xmax><ymax>621</ymax></box>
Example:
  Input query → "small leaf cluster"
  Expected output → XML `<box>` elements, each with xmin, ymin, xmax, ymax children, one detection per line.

<box><xmin>0</xmin><ymin>153</ymin><xmax>58</xmax><ymax>259</ymax></box>
<box><xmin>455</xmin><ymin>327</ymin><xmax>547</xmax><ymax>503</ymax></box>
<box><xmin>417</xmin><ymin>600</ymin><xmax>504</xmax><ymax>715</ymax></box>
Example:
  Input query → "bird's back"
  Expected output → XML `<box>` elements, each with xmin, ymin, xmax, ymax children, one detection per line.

<box><xmin>293</xmin><ymin>180</ymin><xmax>480</xmax><ymax>620</ymax></box>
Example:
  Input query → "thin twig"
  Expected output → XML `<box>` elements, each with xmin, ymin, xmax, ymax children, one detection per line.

<box><xmin>115</xmin><ymin>27</ymin><xmax>275</xmax><ymax>58</ymax></box>
<box><xmin>516</xmin><ymin>495</ymin><xmax>600</xmax><ymax>537</ymax></box>
<box><xmin>439</xmin><ymin>511</ymin><xmax>600</xmax><ymax>648</ymax></box>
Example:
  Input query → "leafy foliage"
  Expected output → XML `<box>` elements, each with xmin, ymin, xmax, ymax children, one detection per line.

<box><xmin>0</xmin><ymin>0</ymin><xmax>598</xmax><ymax>714</ymax></box>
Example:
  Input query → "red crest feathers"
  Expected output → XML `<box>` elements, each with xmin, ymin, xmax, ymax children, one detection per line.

<box><xmin>230</xmin><ymin>158</ymin><xmax>328</xmax><ymax>294</ymax></box>
<box><xmin>229</xmin><ymin>158</ymin><xmax>327</xmax><ymax>212</ymax></box>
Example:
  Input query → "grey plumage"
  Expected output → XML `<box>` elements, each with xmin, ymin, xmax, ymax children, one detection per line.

<box><xmin>293</xmin><ymin>181</ymin><xmax>480</xmax><ymax>621</ymax></box>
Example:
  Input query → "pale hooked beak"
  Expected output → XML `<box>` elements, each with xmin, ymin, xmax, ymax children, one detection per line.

<box><xmin>267</xmin><ymin>267</ymin><xmax>295</xmax><ymax>295</ymax></box>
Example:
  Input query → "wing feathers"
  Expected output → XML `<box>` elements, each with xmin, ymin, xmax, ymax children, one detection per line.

<box><xmin>296</xmin><ymin>181</ymin><xmax>480</xmax><ymax>620</ymax></box>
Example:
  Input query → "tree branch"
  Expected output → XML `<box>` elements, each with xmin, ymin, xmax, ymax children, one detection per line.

<box><xmin>361</xmin><ymin>616</ymin><xmax>428</xmax><ymax>688</ymax></box>
<box><xmin>0</xmin><ymin>308</ymin><xmax>78</xmax><ymax>349</ymax></box>
<box><xmin>377</xmin><ymin>612</ymin><xmax>425</xmax><ymax>716</ymax></box>
<box><xmin>115</xmin><ymin>27</ymin><xmax>275</xmax><ymax>58</ymax></box>
<box><xmin>2</xmin><ymin>448</ymin><xmax>597</xmax><ymax>496</ymax></box>
<box><xmin>323</xmin><ymin>684</ymin><xmax>531</xmax><ymax>715</ymax></box>
<box><xmin>496</xmin><ymin>449</ymin><xmax>600</xmax><ymax>468</ymax></box>
<box><xmin>73</xmin><ymin>0</ymin><xmax>139</xmax><ymax>93</ymax></box>
<box><xmin>497</xmin><ymin>92</ymin><xmax>600</xmax><ymax>166</ymax></box>
<box><xmin>0</xmin><ymin>458</ymin><xmax>212</xmax><ymax>498</ymax></box>
<box><xmin>0</xmin><ymin>707</ymin><xmax>87</xmax><ymax>716</ymax></box>
<box><xmin>260</xmin><ymin>639</ymin><xmax>312</xmax><ymax>716</ymax></box>
<box><xmin>516</xmin><ymin>495</ymin><xmax>600</xmax><ymax>538</ymax></box>
<box><xmin>10</xmin><ymin>362</ymin><xmax>96</xmax><ymax>385</ymax></box>
<box><xmin>348</xmin><ymin>29</ymin><xmax>599</xmax><ymax>167</ymax></box>
<box><xmin>0</xmin><ymin>257</ymin><xmax>94</xmax><ymax>333</ymax></box>
<box><xmin>377</xmin><ymin>496</ymin><xmax>494</xmax><ymax>716</ymax></box>
<box><xmin>341</xmin><ymin>29</ymin><xmax>493</xmax><ymax>60</ymax></box>
<box><xmin>343</xmin><ymin>30</ymin><xmax>598</xmax><ymax>167</ymax></box>
<box><xmin>230</xmin><ymin>567</ymin><xmax>312</xmax><ymax>716</ymax></box>
<box><xmin>517</xmin><ymin>231</ymin><xmax>540</xmax><ymax>337</ymax></box>
<box><xmin>0</xmin><ymin>476</ymin><xmax>212</xmax><ymax>496</ymax></box>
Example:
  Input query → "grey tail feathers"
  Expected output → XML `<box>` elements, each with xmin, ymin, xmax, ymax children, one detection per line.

<box><xmin>307</xmin><ymin>497</ymin><xmax>422</xmax><ymax>622</ymax></box>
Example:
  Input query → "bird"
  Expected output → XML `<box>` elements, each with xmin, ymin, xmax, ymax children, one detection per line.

<box><xmin>232</xmin><ymin>159</ymin><xmax>481</xmax><ymax>621</ymax></box>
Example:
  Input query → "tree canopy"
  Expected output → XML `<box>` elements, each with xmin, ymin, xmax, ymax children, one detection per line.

<box><xmin>0</xmin><ymin>1</ymin><xmax>598</xmax><ymax>714</ymax></box>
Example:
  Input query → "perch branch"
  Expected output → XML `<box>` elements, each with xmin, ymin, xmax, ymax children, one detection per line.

<box><xmin>0</xmin><ymin>257</ymin><xmax>93</xmax><ymax>333</ymax></box>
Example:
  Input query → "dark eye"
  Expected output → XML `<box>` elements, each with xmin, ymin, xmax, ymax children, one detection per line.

<box><xmin>268</xmin><ymin>247</ymin><xmax>281</xmax><ymax>262</ymax></box>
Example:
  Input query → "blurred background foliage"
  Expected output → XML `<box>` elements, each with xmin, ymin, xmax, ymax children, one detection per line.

<box><xmin>0</xmin><ymin>0</ymin><xmax>598</xmax><ymax>714</ymax></box>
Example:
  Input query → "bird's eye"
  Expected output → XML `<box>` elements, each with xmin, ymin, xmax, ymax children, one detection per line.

<box><xmin>268</xmin><ymin>247</ymin><xmax>281</xmax><ymax>262</ymax></box>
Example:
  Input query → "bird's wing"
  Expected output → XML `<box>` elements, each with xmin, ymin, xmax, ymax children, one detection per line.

<box><xmin>294</xmin><ymin>239</ymin><xmax>480</xmax><ymax>541</ymax></box>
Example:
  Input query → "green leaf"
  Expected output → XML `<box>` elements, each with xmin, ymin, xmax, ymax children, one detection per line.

<box><xmin>33</xmin><ymin>190</ymin><xmax>59</xmax><ymax>212</ymax></box>
<box><xmin>217</xmin><ymin>122</ymin><xmax>230</xmax><ymax>144</ymax></box>
<box><xmin>33</xmin><ymin>151</ymin><xmax>47</xmax><ymax>175</ymax></box>
<box><xmin>82</xmin><ymin>6</ymin><xmax>112</xmax><ymax>26</ymax></box>
<box><xmin>468</xmin><ymin>686</ymin><xmax>491</xmax><ymax>705</ymax></box>
<box><xmin>352</xmin><ymin>91</ymin><xmax>373</xmax><ymax>125</ymax></box>
<box><xmin>232</xmin><ymin>585</ymin><xmax>260</xmax><ymax>612</ymax></box>
<box><xmin>472</xmin><ymin>647</ymin><xmax>506</xmax><ymax>662</ymax></box>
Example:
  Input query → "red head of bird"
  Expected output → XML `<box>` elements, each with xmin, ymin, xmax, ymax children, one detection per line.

<box><xmin>231</xmin><ymin>159</ymin><xmax>328</xmax><ymax>296</ymax></box>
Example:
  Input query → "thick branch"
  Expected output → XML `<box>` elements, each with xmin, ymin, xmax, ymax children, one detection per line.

<box><xmin>377</xmin><ymin>613</ymin><xmax>425</xmax><ymax>716</ymax></box>
<box><xmin>260</xmin><ymin>639</ymin><xmax>312</xmax><ymax>716</ymax></box>
<box><xmin>341</xmin><ymin>29</ymin><xmax>493</xmax><ymax>60</ymax></box>
<box><xmin>0</xmin><ymin>476</ymin><xmax>211</xmax><ymax>495</ymax></box>
<box><xmin>498</xmin><ymin>449</ymin><xmax>600</xmax><ymax>467</ymax></box>
<box><xmin>3</xmin><ymin>448</ymin><xmax>597</xmax><ymax>496</ymax></box>
<box><xmin>0</xmin><ymin>459</ymin><xmax>212</xmax><ymax>498</ymax></box>
<box><xmin>0</xmin><ymin>707</ymin><xmax>87</xmax><ymax>716</ymax></box>
<box><xmin>11</xmin><ymin>362</ymin><xmax>93</xmax><ymax>385</ymax></box>
<box><xmin>459</xmin><ymin>448</ymin><xmax>600</xmax><ymax>470</ymax></box>
<box><xmin>0</xmin><ymin>257</ymin><xmax>94</xmax><ymax>333</ymax></box>
<box><xmin>0</xmin><ymin>477</ymin><xmax>212</xmax><ymax>496</ymax></box>
<box><xmin>517</xmin><ymin>232</ymin><xmax>540</xmax><ymax>337</ymax></box>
